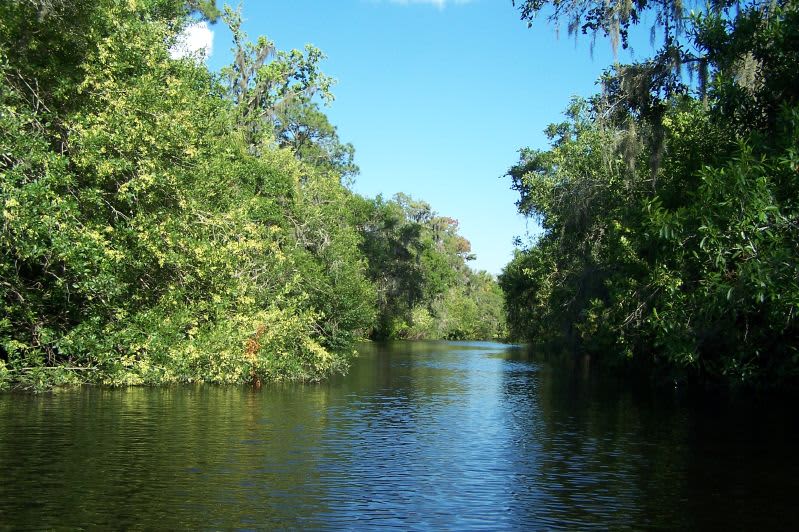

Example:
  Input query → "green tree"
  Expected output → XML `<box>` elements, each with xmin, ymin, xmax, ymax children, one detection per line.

<box><xmin>356</xmin><ymin>193</ymin><xmax>504</xmax><ymax>341</ymax></box>
<box><xmin>502</xmin><ymin>0</ymin><xmax>799</xmax><ymax>387</ymax></box>
<box><xmin>0</xmin><ymin>0</ymin><xmax>372</xmax><ymax>389</ymax></box>
<box><xmin>221</xmin><ymin>6</ymin><xmax>333</xmax><ymax>154</ymax></box>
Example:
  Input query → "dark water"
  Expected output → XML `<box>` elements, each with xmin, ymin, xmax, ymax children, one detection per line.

<box><xmin>1</xmin><ymin>341</ymin><xmax>797</xmax><ymax>529</ymax></box>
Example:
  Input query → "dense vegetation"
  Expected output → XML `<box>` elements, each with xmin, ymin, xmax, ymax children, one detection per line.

<box><xmin>502</xmin><ymin>0</ymin><xmax>798</xmax><ymax>387</ymax></box>
<box><xmin>0</xmin><ymin>0</ymin><xmax>504</xmax><ymax>390</ymax></box>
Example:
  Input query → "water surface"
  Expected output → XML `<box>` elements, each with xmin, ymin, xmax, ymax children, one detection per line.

<box><xmin>1</xmin><ymin>341</ymin><xmax>797</xmax><ymax>529</ymax></box>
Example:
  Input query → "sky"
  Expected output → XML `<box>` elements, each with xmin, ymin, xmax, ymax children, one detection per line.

<box><xmin>185</xmin><ymin>0</ymin><xmax>654</xmax><ymax>275</ymax></box>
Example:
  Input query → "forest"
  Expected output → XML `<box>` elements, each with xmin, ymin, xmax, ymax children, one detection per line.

<box><xmin>3</xmin><ymin>3</ymin><xmax>798</xmax><ymax>529</ymax></box>
<box><xmin>0</xmin><ymin>0</ymin><xmax>505</xmax><ymax>390</ymax></box>
<box><xmin>501</xmin><ymin>0</ymin><xmax>799</xmax><ymax>388</ymax></box>
<box><xmin>2</xmin><ymin>0</ymin><xmax>797</xmax><ymax>392</ymax></box>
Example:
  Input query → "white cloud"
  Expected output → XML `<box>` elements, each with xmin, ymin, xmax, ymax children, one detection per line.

<box><xmin>169</xmin><ymin>21</ymin><xmax>214</xmax><ymax>61</ymax></box>
<box><xmin>384</xmin><ymin>0</ymin><xmax>473</xmax><ymax>8</ymax></box>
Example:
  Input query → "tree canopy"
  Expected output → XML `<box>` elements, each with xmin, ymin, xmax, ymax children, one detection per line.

<box><xmin>0</xmin><ymin>0</ymin><xmax>504</xmax><ymax>390</ymax></box>
<box><xmin>502</xmin><ymin>0</ymin><xmax>799</xmax><ymax>388</ymax></box>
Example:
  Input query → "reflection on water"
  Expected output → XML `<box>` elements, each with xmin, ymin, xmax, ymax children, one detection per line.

<box><xmin>0</xmin><ymin>341</ymin><xmax>797</xmax><ymax>529</ymax></box>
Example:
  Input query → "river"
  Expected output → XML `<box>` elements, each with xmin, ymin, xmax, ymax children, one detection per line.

<box><xmin>1</xmin><ymin>341</ymin><xmax>797</xmax><ymax>529</ymax></box>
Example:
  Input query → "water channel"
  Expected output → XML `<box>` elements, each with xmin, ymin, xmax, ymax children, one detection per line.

<box><xmin>1</xmin><ymin>341</ymin><xmax>797</xmax><ymax>529</ymax></box>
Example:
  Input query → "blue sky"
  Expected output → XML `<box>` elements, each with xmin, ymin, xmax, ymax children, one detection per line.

<box><xmin>199</xmin><ymin>0</ymin><xmax>653</xmax><ymax>275</ymax></box>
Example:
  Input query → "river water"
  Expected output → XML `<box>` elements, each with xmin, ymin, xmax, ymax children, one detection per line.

<box><xmin>1</xmin><ymin>341</ymin><xmax>797</xmax><ymax>529</ymax></box>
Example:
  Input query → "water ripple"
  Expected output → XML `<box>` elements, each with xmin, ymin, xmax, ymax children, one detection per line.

<box><xmin>1</xmin><ymin>341</ymin><xmax>797</xmax><ymax>529</ymax></box>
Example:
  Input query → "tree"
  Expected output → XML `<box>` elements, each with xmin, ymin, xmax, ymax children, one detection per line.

<box><xmin>0</xmin><ymin>0</ymin><xmax>369</xmax><ymax>389</ymax></box>
<box><xmin>513</xmin><ymin>0</ymin><xmax>687</xmax><ymax>52</ymax></box>
<box><xmin>221</xmin><ymin>6</ymin><xmax>333</xmax><ymax>154</ymax></box>
<box><xmin>356</xmin><ymin>193</ymin><xmax>504</xmax><ymax>340</ymax></box>
<box><xmin>503</xmin><ymin>0</ymin><xmax>799</xmax><ymax>387</ymax></box>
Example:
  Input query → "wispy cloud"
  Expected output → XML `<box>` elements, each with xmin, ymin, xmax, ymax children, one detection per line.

<box><xmin>169</xmin><ymin>21</ymin><xmax>214</xmax><ymax>61</ymax></box>
<box><xmin>381</xmin><ymin>0</ymin><xmax>473</xmax><ymax>9</ymax></box>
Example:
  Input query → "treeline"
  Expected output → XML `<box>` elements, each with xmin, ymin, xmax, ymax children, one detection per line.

<box><xmin>0</xmin><ymin>0</ymin><xmax>504</xmax><ymax>390</ymax></box>
<box><xmin>501</xmin><ymin>0</ymin><xmax>798</xmax><ymax>387</ymax></box>
<box><xmin>357</xmin><ymin>193</ymin><xmax>506</xmax><ymax>341</ymax></box>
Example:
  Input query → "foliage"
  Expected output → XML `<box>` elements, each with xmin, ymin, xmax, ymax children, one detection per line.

<box><xmin>0</xmin><ymin>0</ymin><xmax>357</xmax><ymax>390</ymax></box>
<box><xmin>221</xmin><ymin>5</ymin><xmax>334</xmax><ymax>155</ymax></box>
<box><xmin>503</xmin><ymin>0</ymin><xmax>799</xmax><ymax>387</ymax></box>
<box><xmin>514</xmin><ymin>0</ymin><xmax>685</xmax><ymax>52</ymax></box>
<box><xmin>0</xmin><ymin>0</ymin><xmax>501</xmax><ymax>390</ymax></box>
<box><xmin>357</xmin><ymin>193</ymin><xmax>505</xmax><ymax>341</ymax></box>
